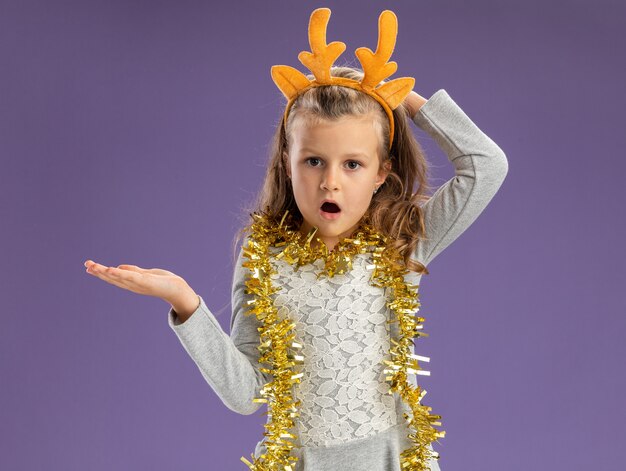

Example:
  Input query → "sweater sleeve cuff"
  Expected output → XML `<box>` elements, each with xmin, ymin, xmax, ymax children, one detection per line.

<box><xmin>412</xmin><ymin>89</ymin><xmax>451</xmax><ymax>126</ymax></box>
<box><xmin>167</xmin><ymin>295</ymin><xmax>225</xmax><ymax>338</ymax></box>
<box><xmin>411</xmin><ymin>88</ymin><xmax>505</xmax><ymax>161</ymax></box>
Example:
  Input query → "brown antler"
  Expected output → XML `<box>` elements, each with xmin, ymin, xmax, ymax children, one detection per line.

<box><xmin>298</xmin><ymin>8</ymin><xmax>346</xmax><ymax>83</ymax></box>
<box><xmin>356</xmin><ymin>10</ymin><xmax>414</xmax><ymax>109</ymax></box>
<box><xmin>270</xmin><ymin>8</ymin><xmax>346</xmax><ymax>100</ymax></box>
<box><xmin>270</xmin><ymin>7</ymin><xmax>415</xmax><ymax>145</ymax></box>
<box><xmin>356</xmin><ymin>10</ymin><xmax>399</xmax><ymax>90</ymax></box>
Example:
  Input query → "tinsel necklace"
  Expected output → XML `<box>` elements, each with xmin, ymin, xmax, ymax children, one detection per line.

<box><xmin>240</xmin><ymin>211</ymin><xmax>445</xmax><ymax>471</ymax></box>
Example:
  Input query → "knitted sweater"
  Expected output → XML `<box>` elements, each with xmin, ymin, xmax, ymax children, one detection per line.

<box><xmin>167</xmin><ymin>89</ymin><xmax>509</xmax><ymax>470</ymax></box>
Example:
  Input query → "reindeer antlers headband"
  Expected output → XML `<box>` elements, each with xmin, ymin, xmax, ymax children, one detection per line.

<box><xmin>271</xmin><ymin>8</ymin><xmax>415</xmax><ymax>150</ymax></box>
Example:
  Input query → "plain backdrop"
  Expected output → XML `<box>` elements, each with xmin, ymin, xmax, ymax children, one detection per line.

<box><xmin>1</xmin><ymin>0</ymin><xmax>624</xmax><ymax>469</ymax></box>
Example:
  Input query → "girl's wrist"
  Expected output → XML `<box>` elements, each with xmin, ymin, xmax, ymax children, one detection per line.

<box><xmin>405</xmin><ymin>91</ymin><xmax>428</xmax><ymax>119</ymax></box>
<box><xmin>168</xmin><ymin>283</ymin><xmax>200</xmax><ymax>322</ymax></box>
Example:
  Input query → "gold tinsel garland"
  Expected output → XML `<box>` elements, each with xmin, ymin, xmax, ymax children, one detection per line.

<box><xmin>239</xmin><ymin>211</ymin><xmax>445</xmax><ymax>471</ymax></box>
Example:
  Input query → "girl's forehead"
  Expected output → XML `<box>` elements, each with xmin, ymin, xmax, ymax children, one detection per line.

<box><xmin>292</xmin><ymin>133</ymin><xmax>380</xmax><ymax>160</ymax></box>
<box><xmin>295</xmin><ymin>111</ymin><xmax>378</xmax><ymax>128</ymax></box>
<box><xmin>290</xmin><ymin>113</ymin><xmax>381</xmax><ymax>143</ymax></box>
<box><xmin>286</xmin><ymin>111</ymin><xmax>387</xmax><ymax>161</ymax></box>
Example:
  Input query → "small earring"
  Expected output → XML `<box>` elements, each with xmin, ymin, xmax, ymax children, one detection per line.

<box><xmin>373</xmin><ymin>186</ymin><xmax>379</xmax><ymax>194</ymax></box>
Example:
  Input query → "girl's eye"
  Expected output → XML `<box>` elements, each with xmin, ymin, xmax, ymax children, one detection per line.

<box><xmin>304</xmin><ymin>158</ymin><xmax>362</xmax><ymax>170</ymax></box>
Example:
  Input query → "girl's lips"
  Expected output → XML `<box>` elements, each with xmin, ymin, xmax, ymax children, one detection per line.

<box><xmin>319</xmin><ymin>207</ymin><xmax>341</xmax><ymax>220</ymax></box>
<box><xmin>320</xmin><ymin>200</ymin><xmax>341</xmax><ymax>220</ymax></box>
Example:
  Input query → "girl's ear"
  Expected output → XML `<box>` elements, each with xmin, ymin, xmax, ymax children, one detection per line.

<box><xmin>376</xmin><ymin>159</ymin><xmax>391</xmax><ymax>185</ymax></box>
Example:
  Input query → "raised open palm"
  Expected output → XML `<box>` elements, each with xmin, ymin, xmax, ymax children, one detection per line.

<box><xmin>84</xmin><ymin>260</ymin><xmax>187</xmax><ymax>303</ymax></box>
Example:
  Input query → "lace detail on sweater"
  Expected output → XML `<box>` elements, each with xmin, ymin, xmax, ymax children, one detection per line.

<box><xmin>270</xmin><ymin>252</ymin><xmax>399</xmax><ymax>447</ymax></box>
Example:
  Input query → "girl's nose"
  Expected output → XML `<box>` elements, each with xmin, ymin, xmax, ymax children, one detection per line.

<box><xmin>321</xmin><ymin>168</ymin><xmax>339</xmax><ymax>191</ymax></box>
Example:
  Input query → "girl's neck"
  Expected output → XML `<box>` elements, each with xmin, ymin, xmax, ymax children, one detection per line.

<box><xmin>296</xmin><ymin>221</ymin><xmax>363</xmax><ymax>254</ymax></box>
<box><xmin>297</xmin><ymin>225</ymin><xmax>338</xmax><ymax>252</ymax></box>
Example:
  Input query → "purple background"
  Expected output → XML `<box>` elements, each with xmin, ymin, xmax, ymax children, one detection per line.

<box><xmin>2</xmin><ymin>0</ymin><xmax>624</xmax><ymax>469</ymax></box>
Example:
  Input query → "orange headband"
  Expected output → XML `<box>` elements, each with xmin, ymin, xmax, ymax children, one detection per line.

<box><xmin>271</xmin><ymin>8</ymin><xmax>415</xmax><ymax>150</ymax></box>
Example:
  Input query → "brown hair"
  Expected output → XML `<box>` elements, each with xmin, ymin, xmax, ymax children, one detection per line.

<box><xmin>232</xmin><ymin>66</ymin><xmax>434</xmax><ymax>274</ymax></box>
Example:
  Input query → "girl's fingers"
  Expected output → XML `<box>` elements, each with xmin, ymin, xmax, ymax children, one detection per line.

<box><xmin>86</xmin><ymin>262</ymin><xmax>109</xmax><ymax>273</ymax></box>
<box><xmin>89</xmin><ymin>265</ymin><xmax>134</xmax><ymax>284</ymax></box>
<box><xmin>85</xmin><ymin>261</ymin><xmax>180</xmax><ymax>298</ymax></box>
<box><xmin>85</xmin><ymin>261</ymin><xmax>178</xmax><ymax>294</ymax></box>
<box><xmin>94</xmin><ymin>273</ymin><xmax>130</xmax><ymax>291</ymax></box>
<box><xmin>107</xmin><ymin>266</ymin><xmax>143</xmax><ymax>283</ymax></box>
<box><xmin>113</xmin><ymin>265</ymin><xmax>175</xmax><ymax>277</ymax></box>
<box><xmin>87</xmin><ymin>266</ymin><xmax>128</xmax><ymax>286</ymax></box>
<box><xmin>88</xmin><ymin>266</ymin><xmax>151</xmax><ymax>294</ymax></box>
<box><xmin>145</xmin><ymin>268</ymin><xmax>176</xmax><ymax>276</ymax></box>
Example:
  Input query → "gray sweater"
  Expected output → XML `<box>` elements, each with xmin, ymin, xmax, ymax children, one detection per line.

<box><xmin>167</xmin><ymin>89</ymin><xmax>508</xmax><ymax>470</ymax></box>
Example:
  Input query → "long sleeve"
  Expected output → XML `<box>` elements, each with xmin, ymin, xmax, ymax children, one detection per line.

<box><xmin>167</xmin><ymin>242</ymin><xmax>271</xmax><ymax>415</ymax></box>
<box><xmin>411</xmin><ymin>89</ymin><xmax>509</xmax><ymax>268</ymax></box>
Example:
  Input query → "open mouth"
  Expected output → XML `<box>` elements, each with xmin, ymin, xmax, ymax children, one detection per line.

<box><xmin>321</xmin><ymin>202</ymin><xmax>341</xmax><ymax>213</ymax></box>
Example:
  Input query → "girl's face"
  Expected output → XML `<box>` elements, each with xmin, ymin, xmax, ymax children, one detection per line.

<box><xmin>285</xmin><ymin>113</ymin><xmax>390</xmax><ymax>252</ymax></box>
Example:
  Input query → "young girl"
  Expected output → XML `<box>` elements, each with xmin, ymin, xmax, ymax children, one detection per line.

<box><xmin>84</xmin><ymin>8</ymin><xmax>507</xmax><ymax>471</ymax></box>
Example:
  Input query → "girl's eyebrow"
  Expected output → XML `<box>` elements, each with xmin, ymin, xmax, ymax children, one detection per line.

<box><xmin>300</xmin><ymin>148</ymin><xmax>370</xmax><ymax>159</ymax></box>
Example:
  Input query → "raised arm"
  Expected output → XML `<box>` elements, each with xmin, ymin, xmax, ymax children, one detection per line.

<box><xmin>410</xmin><ymin>89</ymin><xmax>509</xmax><ymax>269</ymax></box>
<box><xmin>167</xmin><ymin>242</ymin><xmax>271</xmax><ymax>415</ymax></box>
